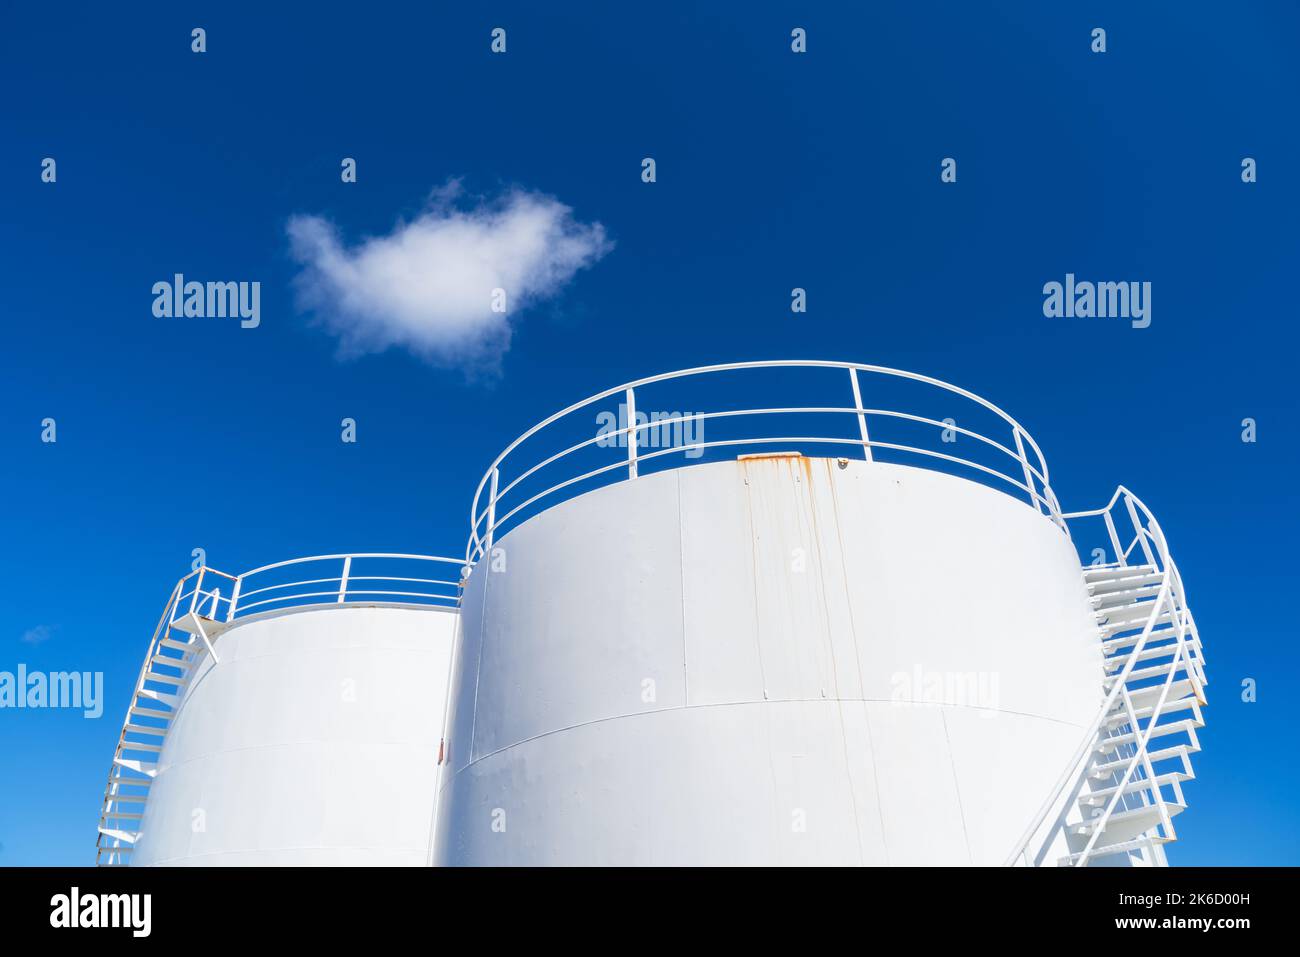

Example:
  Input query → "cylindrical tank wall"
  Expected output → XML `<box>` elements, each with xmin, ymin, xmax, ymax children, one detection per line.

<box><xmin>132</xmin><ymin>605</ymin><xmax>457</xmax><ymax>866</ymax></box>
<box><xmin>434</xmin><ymin>455</ymin><xmax>1103</xmax><ymax>865</ymax></box>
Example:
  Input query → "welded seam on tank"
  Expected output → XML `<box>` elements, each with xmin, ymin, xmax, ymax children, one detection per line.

<box><xmin>426</xmin><ymin>611</ymin><xmax>466</xmax><ymax>864</ymax></box>
<box><xmin>740</xmin><ymin>461</ymin><xmax>770</xmax><ymax>695</ymax></box>
<box><xmin>465</xmin><ymin>557</ymin><xmax>492</xmax><ymax>765</ymax></box>
<box><xmin>826</xmin><ymin>462</ymin><xmax>889</xmax><ymax>858</ymax></box>
<box><xmin>818</xmin><ymin>459</ymin><xmax>872</xmax><ymax>865</ymax></box>
<box><xmin>675</xmin><ymin>471</ymin><xmax>689</xmax><ymax>705</ymax></box>
<box><xmin>939</xmin><ymin>708</ymin><xmax>975</xmax><ymax>865</ymax></box>
<box><xmin>452</xmin><ymin>696</ymin><xmax>1091</xmax><ymax>772</ymax></box>
<box><xmin>743</xmin><ymin>460</ymin><xmax>784</xmax><ymax>838</ymax></box>
<box><xmin>859</xmin><ymin>703</ymin><xmax>891</xmax><ymax>865</ymax></box>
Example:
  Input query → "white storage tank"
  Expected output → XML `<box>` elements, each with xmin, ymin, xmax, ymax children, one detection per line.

<box><xmin>433</xmin><ymin>362</ymin><xmax>1206</xmax><ymax>867</ymax></box>
<box><xmin>96</xmin><ymin>555</ymin><xmax>461</xmax><ymax>866</ymax></box>
<box><xmin>435</xmin><ymin>454</ymin><xmax>1100</xmax><ymax>865</ymax></box>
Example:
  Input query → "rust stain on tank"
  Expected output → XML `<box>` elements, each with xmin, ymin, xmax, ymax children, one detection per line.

<box><xmin>737</xmin><ymin>451</ymin><xmax>803</xmax><ymax>462</ymax></box>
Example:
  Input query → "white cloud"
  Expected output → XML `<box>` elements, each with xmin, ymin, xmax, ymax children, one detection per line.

<box><xmin>287</xmin><ymin>182</ymin><xmax>612</xmax><ymax>370</ymax></box>
<box><xmin>20</xmin><ymin>624</ymin><xmax>54</xmax><ymax>645</ymax></box>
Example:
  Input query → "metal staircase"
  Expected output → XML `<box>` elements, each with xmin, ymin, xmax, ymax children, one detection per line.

<box><xmin>94</xmin><ymin>569</ymin><xmax>231</xmax><ymax>866</ymax></box>
<box><xmin>1007</xmin><ymin>486</ymin><xmax>1207</xmax><ymax>867</ymax></box>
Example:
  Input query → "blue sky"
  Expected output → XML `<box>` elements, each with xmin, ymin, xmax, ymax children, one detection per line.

<box><xmin>1</xmin><ymin>2</ymin><xmax>1296</xmax><ymax>865</ymax></box>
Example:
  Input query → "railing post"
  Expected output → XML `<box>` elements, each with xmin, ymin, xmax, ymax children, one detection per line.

<box><xmin>337</xmin><ymin>556</ymin><xmax>352</xmax><ymax>604</ymax></box>
<box><xmin>1123</xmin><ymin>494</ymin><xmax>1158</xmax><ymax>567</ymax></box>
<box><xmin>191</xmin><ymin>568</ymin><xmax>205</xmax><ymax>616</ymax></box>
<box><xmin>848</xmin><ymin>368</ymin><xmax>872</xmax><ymax>462</ymax></box>
<box><xmin>1012</xmin><ymin>428</ymin><xmax>1042</xmax><ymax>514</ymax></box>
<box><xmin>1103</xmin><ymin>510</ymin><xmax>1125</xmax><ymax>567</ymax></box>
<box><xmin>227</xmin><ymin>577</ymin><xmax>241</xmax><ymax>622</ymax></box>
<box><xmin>484</xmin><ymin>468</ymin><xmax>499</xmax><ymax>553</ymax></box>
<box><xmin>625</xmin><ymin>387</ymin><xmax>639</xmax><ymax>479</ymax></box>
<box><xmin>1044</xmin><ymin>485</ymin><xmax>1068</xmax><ymax>535</ymax></box>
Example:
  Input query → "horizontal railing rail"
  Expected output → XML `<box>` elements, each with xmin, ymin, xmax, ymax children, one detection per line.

<box><xmin>221</xmin><ymin>553</ymin><xmax>464</xmax><ymax>622</ymax></box>
<box><xmin>465</xmin><ymin>361</ymin><xmax>1061</xmax><ymax>566</ymax></box>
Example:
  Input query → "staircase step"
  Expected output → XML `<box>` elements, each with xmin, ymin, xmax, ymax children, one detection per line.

<box><xmin>107</xmin><ymin>776</ymin><xmax>152</xmax><ymax>790</ymax></box>
<box><xmin>1098</xmin><ymin>602</ymin><xmax>1175</xmax><ymax>629</ymax></box>
<box><xmin>1103</xmin><ymin>638</ymin><xmax>1201</xmax><ymax>672</ymax></box>
<box><xmin>1090</xmin><ymin>573</ymin><xmax>1163</xmax><ymax>596</ymax></box>
<box><xmin>100</xmin><ymin>811</ymin><xmax>144</xmax><ymax>822</ymax></box>
<box><xmin>1104</xmin><ymin>694</ymin><xmax>1200</xmax><ymax>728</ymax></box>
<box><xmin>1081</xmin><ymin>771</ymin><xmax>1190</xmax><ymax>807</ymax></box>
<box><xmin>122</xmin><ymin>723</ymin><xmax>167</xmax><ymax>737</ymax></box>
<box><xmin>118</xmin><ymin>740</ymin><xmax>163</xmax><ymax>753</ymax></box>
<box><xmin>1092</xmin><ymin>744</ymin><xmax>1191</xmax><ymax>778</ymax></box>
<box><xmin>1103</xmin><ymin>626</ymin><xmax>1181</xmax><ymax>655</ymax></box>
<box><xmin>112</xmin><ymin>758</ymin><xmax>158</xmax><ymax>777</ymax></box>
<box><xmin>97</xmin><ymin>827</ymin><xmax>141</xmax><ymax>843</ymax></box>
<box><xmin>1102</xmin><ymin>629</ymin><xmax>1185</xmax><ymax>657</ymax></box>
<box><xmin>1092</xmin><ymin>584</ymin><xmax>1164</xmax><ymax>609</ymax></box>
<box><xmin>150</xmin><ymin>652</ymin><xmax>193</xmax><ymax>670</ymax></box>
<box><xmin>143</xmin><ymin>670</ymin><xmax>186</xmax><ymax>686</ymax></box>
<box><xmin>1058</xmin><ymin>835</ymin><xmax>1167</xmax><ymax>866</ymax></box>
<box><xmin>1104</xmin><ymin>658</ymin><xmax>1196</xmax><ymax>685</ymax></box>
<box><xmin>1121</xmin><ymin>680</ymin><xmax>1202</xmax><ymax>712</ymax></box>
<box><xmin>1083</xmin><ymin>564</ymin><xmax>1158</xmax><ymax>584</ymax></box>
<box><xmin>1096</xmin><ymin>717</ymin><xmax>1202</xmax><ymax>754</ymax></box>
<box><xmin>158</xmin><ymin>637</ymin><xmax>197</xmax><ymax>652</ymax></box>
<box><xmin>1073</xmin><ymin>801</ymin><xmax>1186</xmax><ymax>836</ymax></box>
<box><xmin>169</xmin><ymin>611</ymin><xmax>230</xmax><ymax>638</ymax></box>
<box><xmin>1101</xmin><ymin>610</ymin><xmax>1177</xmax><ymax>638</ymax></box>
<box><xmin>129</xmin><ymin>705</ymin><xmax>174</xmax><ymax>721</ymax></box>
<box><xmin>135</xmin><ymin>688</ymin><xmax>178</xmax><ymax>706</ymax></box>
<box><xmin>103</xmin><ymin>792</ymin><xmax>149</xmax><ymax>804</ymax></box>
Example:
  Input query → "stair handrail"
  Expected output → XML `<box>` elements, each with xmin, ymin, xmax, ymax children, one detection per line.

<box><xmin>95</xmin><ymin>575</ymin><xmax>186</xmax><ymax>863</ymax></box>
<box><xmin>1002</xmin><ymin>485</ymin><xmax>1194</xmax><ymax>866</ymax></box>
<box><xmin>1072</xmin><ymin>551</ymin><xmax>1195</xmax><ymax>865</ymax></box>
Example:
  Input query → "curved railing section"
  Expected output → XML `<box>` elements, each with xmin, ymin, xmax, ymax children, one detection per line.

<box><xmin>1004</xmin><ymin>487</ymin><xmax>1207</xmax><ymax>867</ymax></box>
<box><xmin>465</xmin><ymin>361</ymin><xmax>1063</xmax><ymax>565</ymax></box>
<box><xmin>222</xmin><ymin>553</ymin><xmax>463</xmax><ymax>621</ymax></box>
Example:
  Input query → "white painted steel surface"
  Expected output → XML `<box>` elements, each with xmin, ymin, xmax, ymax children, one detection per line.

<box><xmin>129</xmin><ymin>605</ymin><xmax>457</xmax><ymax>866</ymax></box>
<box><xmin>435</xmin><ymin>454</ymin><xmax>1103</xmax><ymax>866</ymax></box>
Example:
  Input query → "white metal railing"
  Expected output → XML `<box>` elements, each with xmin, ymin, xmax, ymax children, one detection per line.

<box><xmin>1004</xmin><ymin>486</ymin><xmax>1206</xmax><ymax>867</ymax></box>
<box><xmin>220</xmin><ymin>553</ymin><xmax>463</xmax><ymax>622</ymax></box>
<box><xmin>465</xmin><ymin>361</ymin><xmax>1063</xmax><ymax>565</ymax></box>
<box><xmin>155</xmin><ymin>555</ymin><xmax>462</xmax><ymax>630</ymax></box>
